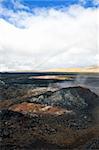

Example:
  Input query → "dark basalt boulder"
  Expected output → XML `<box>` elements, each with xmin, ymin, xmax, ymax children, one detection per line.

<box><xmin>0</xmin><ymin>109</ymin><xmax>24</xmax><ymax>120</ymax></box>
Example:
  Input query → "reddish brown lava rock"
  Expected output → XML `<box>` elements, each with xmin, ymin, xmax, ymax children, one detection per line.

<box><xmin>9</xmin><ymin>102</ymin><xmax>72</xmax><ymax>115</ymax></box>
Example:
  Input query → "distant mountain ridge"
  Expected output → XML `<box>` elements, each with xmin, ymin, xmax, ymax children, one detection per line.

<box><xmin>44</xmin><ymin>66</ymin><xmax>99</xmax><ymax>73</ymax></box>
<box><xmin>2</xmin><ymin>66</ymin><xmax>99</xmax><ymax>73</ymax></box>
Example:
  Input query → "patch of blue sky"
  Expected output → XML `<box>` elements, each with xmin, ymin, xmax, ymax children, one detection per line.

<box><xmin>21</xmin><ymin>0</ymin><xmax>79</xmax><ymax>9</ymax></box>
<box><xmin>82</xmin><ymin>0</ymin><xmax>99</xmax><ymax>8</ymax></box>
<box><xmin>0</xmin><ymin>0</ymin><xmax>98</xmax><ymax>28</ymax></box>
<box><xmin>1</xmin><ymin>0</ymin><xmax>99</xmax><ymax>12</ymax></box>
<box><xmin>24</xmin><ymin>0</ymin><xmax>99</xmax><ymax>8</ymax></box>
<box><xmin>1</xmin><ymin>0</ymin><xmax>29</xmax><ymax>12</ymax></box>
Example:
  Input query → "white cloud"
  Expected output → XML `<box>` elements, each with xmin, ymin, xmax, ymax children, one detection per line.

<box><xmin>11</xmin><ymin>0</ymin><xmax>30</xmax><ymax>10</ymax></box>
<box><xmin>79</xmin><ymin>0</ymin><xmax>99</xmax><ymax>5</ymax></box>
<box><xmin>0</xmin><ymin>5</ymin><xmax>99</xmax><ymax>71</ymax></box>
<box><xmin>93</xmin><ymin>0</ymin><xmax>99</xmax><ymax>5</ymax></box>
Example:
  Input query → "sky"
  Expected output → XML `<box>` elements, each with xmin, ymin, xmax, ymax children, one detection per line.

<box><xmin>0</xmin><ymin>0</ymin><xmax>99</xmax><ymax>71</ymax></box>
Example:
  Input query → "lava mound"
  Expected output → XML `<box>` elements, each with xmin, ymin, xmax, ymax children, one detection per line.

<box><xmin>0</xmin><ymin>86</ymin><xmax>99</xmax><ymax>149</ymax></box>
<box><xmin>30</xmin><ymin>86</ymin><xmax>99</xmax><ymax>111</ymax></box>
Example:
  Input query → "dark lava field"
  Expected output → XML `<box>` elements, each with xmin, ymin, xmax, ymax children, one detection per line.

<box><xmin>0</xmin><ymin>72</ymin><xmax>99</xmax><ymax>149</ymax></box>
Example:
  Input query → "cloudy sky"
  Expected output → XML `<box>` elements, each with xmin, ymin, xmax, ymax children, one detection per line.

<box><xmin>0</xmin><ymin>0</ymin><xmax>99</xmax><ymax>71</ymax></box>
